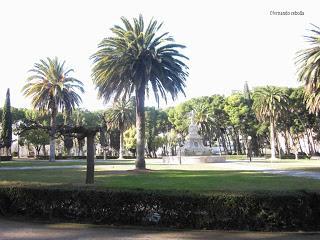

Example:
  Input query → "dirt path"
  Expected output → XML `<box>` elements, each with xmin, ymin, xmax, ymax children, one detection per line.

<box><xmin>0</xmin><ymin>218</ymin><xmax>319</xmax><ymax>240</ymax></box>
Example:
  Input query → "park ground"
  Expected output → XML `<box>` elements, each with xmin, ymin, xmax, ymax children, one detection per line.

<box><xmin>1</xmin><ymin>158</ymin><xmax>320</xmax><ymax>239</ymax></box>
<box><xmin>0</xmin><ymin>158</ymin><xmax>320</xmax><ymax>192</ymax></box>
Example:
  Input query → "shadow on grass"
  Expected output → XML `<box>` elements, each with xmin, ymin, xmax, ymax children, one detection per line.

<box><xmin>1</xmin><ymin>168</ymin><xmax>320</xmax><ymax>193</ymax></box>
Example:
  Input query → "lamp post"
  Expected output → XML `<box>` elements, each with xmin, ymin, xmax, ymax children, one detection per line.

<box><xmin>177</xmin><ymin>133</ymin><xmax>182</xmax><ymax>165</ymax></box>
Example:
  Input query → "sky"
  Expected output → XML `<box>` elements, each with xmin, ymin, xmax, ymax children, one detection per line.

<box><xmin>0</xmin><ymin>0</ymin><xmax>318</xmax><ymax>110</ymax></box>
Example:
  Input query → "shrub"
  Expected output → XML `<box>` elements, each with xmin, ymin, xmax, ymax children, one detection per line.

<box><xmin>0</xmin><ymin>187</ymin><xmax>319</xmax><ymax>231</ymax></box>
<box><xmin>0</xmin><ymin>156</ymin><xmax>12</xmax><ymax>161</ymax></box>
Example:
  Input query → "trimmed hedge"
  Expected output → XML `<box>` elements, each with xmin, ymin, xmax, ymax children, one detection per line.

<box><xmin>0</xmin><ymin>187</ymin><xmax>319</xmax><ymax>230</ymax></box>
<box><xmin>0</xmin><ymin>156</ymin><xmax>12</xmax><ymax>161</ymax></box>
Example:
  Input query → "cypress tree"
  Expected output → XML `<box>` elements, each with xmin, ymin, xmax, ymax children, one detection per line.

<box><xmin>243</xmin><ymin>81</ymin><xmax>251</xmax><ymax>100</ymax></box>
<box><xmin>1</xmin><ymin>88</ymin><xmax>12</xmax><ymax>156</ymax></box>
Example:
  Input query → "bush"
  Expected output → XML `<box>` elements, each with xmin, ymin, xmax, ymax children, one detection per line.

<box><xmin>0</xmin><ymin>186</ymin><xmax>319</xmax><ymax>231</ymax></box>
<box><xmin>0</xmin><ymin>156</ymin><xmax>12</xmax><ymax>161</ymax></box>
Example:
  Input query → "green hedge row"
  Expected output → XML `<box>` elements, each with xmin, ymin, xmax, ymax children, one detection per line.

<box><xmin>0</xmin><ymin>187</ymin><xmax>319</xmax><ymax>230</ymax></box>
<box><xmin>0</xmin><ymin>156</ymin><xmax>12</xmax><ymax>161</ymax></box>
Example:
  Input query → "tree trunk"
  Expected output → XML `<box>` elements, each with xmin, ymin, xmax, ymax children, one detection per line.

<box><xmin>5</xmin><ymin>147</ymin><xmax>9</xmax><ymax>157</ymax></box>
<box><xmin>307</xmin><ymin>129</ymin><xmax>315</xmax><ymax>155</ymax></box>
<box><xmin>67</xmin><ymin>148</ymin><xmax>71</xmax><ymax>156</ymax></box>
<box><xmin>251</xmin><ymin>135</ymin><xmax>259</xmax><ymax>157</ymax></box>
<box><xmin>86</xmin><ymin>133</ymin><xmax>95</xmax><ymax>184</ymax></box>
<box><xmin>270</xmin><ymin>117</ymin><xmax>276</xmax><ymax>159</ymax></box>
<box><xmin>119</xmin><ymin>121</ymin><xmax>124</xmax><ymax>159</ymax></box>
<box><xmin>36</xmin><ymin>146</ymin><xmax>41</xmax><ymax>157</ymax></box>
<box><xmin>217</xmin><ymin>138</ymin><xmax>222</xmax><ymax>155</ymax></box>
<box><xmin>49</xmin><ymin>107</ymin><xmax>57</xmax><ymax>162</ymax></box>
<box><xmin>225</xmin><ymin>133</ymin><xmax>233</xmax><ymax>154</ymax></box>
<box><xmin>42</xmin><ymin>144</ymin><xmax>46</xmax><ymax>156</ymax></box>
<box><xmin>135</xmin><ymin>85</ymin><xmax>146</xmax><ymax>169</ymax></box>
<box><xmin>276</xmin><ymin>131</ymin><xmax>282</xmax><ymax>159</ymax></box>
<box><xmin>219</xmin><ymin>134</ymin><xmax>227</xmax><ymax>154</ymax></box>
<box><xmin>103</xmin><ymin>149</ymin><xmax>107</xmax><ymax>160</ymax></box>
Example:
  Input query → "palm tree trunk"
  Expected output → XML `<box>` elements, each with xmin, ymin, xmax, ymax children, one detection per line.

<box><xmin>307</xmin><ymin>129</ymin><xmax>315</xmax><ymax>155</ymax></box>
<box><xmin>135</xmin><ymin>86</ymin><xmax>146</xmax><ymax>169</ymax></box>
<box><xmin>276</xmin><ymin>131</ymin><xmax>282</xmax><ymax>159</ymax></box>
<box><xmin>284</xmin><ymin>130</ymin><xmax>290</xmax><ymax>155</ymax></box>
<box><xmin>86</xmin><ymin>133</ymin><xmax>95</xmax><ymax>184</ymax></box>
<box><xmin>49</xmin><ymin>107</ymin><xmax>57</xmax><ymax>162</ymax></box>
<box><xmin>270</xmin><ymin>116</ymin><xmax>276</xmax><ymax>159</ymax></box>
<box><xmin>103</xmin><ymin>149</ymin><xmax>107</xmax><ymax>160</ymax></box>
<box><xmin>119</xmin><ymin>121</ymin><xmax>124</xmax><ymax>159</ymax></box>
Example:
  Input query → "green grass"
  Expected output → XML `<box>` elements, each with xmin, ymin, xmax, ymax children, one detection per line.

<box><xmin>0</xmin><ymin>159</ymin><xmax>134</xmax><ymax>167</ymax></box>
<box><xmin>1</xmin><ymin>168</ymin><xmax>320</xmax><ymax>193</ymax></box>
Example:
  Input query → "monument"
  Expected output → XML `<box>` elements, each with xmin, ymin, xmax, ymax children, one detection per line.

<box><xmin>180</xmin><ymin>110</ymin><xmax>212</xmax><ymax>156</ymax></box>
<box><xmin>163</xmin><ymin>110</ymin><xmax>226</xmax><ymax>164</ymax></box>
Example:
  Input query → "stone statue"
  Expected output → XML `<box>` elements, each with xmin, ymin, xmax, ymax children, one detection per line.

<box><xmin>179</xmin><ymin>110</ymin><xmax>211</xmax><ymax>156</ymax></box>
<box><xmin>162</xmin><ymin>109</ymin><xmax>226</xmax><ymax>163</ymax></box>
<box><xmin>189</xmin><ymin>110</ymin><xmax>196</xmax><ymax>125</ymax></box>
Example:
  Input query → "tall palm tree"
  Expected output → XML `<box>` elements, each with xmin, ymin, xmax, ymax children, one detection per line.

<box><xmin>296</xmin><ymin>24</ymin><xmax>320</xmax><ymax>114</ymax></box>
<box><xmin>91</xmin><ymin>15</ymin><xmax>188</xmax><ymax>169</ymax></box>
<box><xmin>105</xmin><ymin>98</ymin><xmax>134</xmax><ymax>159</ymax></box>
<box><xmin>22</xmin><ymin>57</ymin><xmax>84</xmax><ymax>162</ymax></box>
<box><xmin>193</xmin><ymin>103</ymin><xmax>211</xmax><ymax>141</ymax></box>
<box><xmin>252</xmin><ymin>86</ymin><xmax>288</xmax><ymax>159</ymax></box>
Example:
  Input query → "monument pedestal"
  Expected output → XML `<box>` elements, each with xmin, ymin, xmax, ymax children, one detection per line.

<box><xmin>163</xmin><ymin>155</ymin><xmax>226</xmax><ymax>164</ymax></box>
<box><xmin>162</xmin><ymin>110</ymin><xmax>226</xmax><ymax>164</ymax></box>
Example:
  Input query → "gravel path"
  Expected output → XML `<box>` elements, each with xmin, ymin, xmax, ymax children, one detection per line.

<box><xmin>0</xmin><ymin>218</ymin><xmax>319</xmax><ymax>240</ymax></box>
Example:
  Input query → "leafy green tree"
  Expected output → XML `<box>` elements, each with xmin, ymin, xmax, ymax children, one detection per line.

<box><xmin>1</xmin><ymin>89</ymin><xmax>12</xmax><ymax>156</ymax></box>
<box><xmin>20</xmin><ymin>128</ymin><xmax>50</xmax><ymax>157</ymax></box>
<box><xmin>167</xmin><ymin>102</ymin><xmax>193</xmax><ymax>136</ymax></box>
<box><xmin>287</xmin><ymin>87</ymin><xmax>317</xmax><ymax>155</ymax></box>
<box><xmin>22</xmin><ymin>57</ymin><xmax>84</xmax><ymax>161</ymax></box>
<box><xmin>224</xmin><ymin>91</ymin><xmax>260</xmax><ymax>156</ymax></box>
<box><xmin>99</xmin><ymin>114</ymin><xmax>108</xmax><ymax>160</ymax></box>
<box><xmin>124</xmin><ymin>126</ymin><xmax>137</xmax><ymax>157</ymax></box>
<box><xmin>145</xmin><ymin>107</ymin><xmax>169</xmax><ymax>158</ymax></box>
<box><xmin>207</xmin><ymin>95</ymin><xmax>230</xmax><ymax>152</ymax></box>
<box><xmin>296</xmin><ymin>24</ymin><xmax>320</xmax><ymax>114</ymax></box>
<box><xmin>23</xmin><ymin>109</ymin><xmax>51</xmax><ymax>156</ymax></box>
<box><xmin>253</xmin><ymin>86</ymin><xmax>288</xmax><ymax>159</ymax></box>
<box><xmin>91</xmin><ymin>15</ymin><xmax>188</xmax><ymax>169</ymax></box>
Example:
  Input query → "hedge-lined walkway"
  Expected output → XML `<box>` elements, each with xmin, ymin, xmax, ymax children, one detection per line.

<box><xmin>0</xmin><ymin>218</ymin><xmax>319</xmax><ymax>240</ymax></box>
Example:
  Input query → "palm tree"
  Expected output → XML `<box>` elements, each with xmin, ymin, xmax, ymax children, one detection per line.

<box><xmin>105</xmin><ymin>98</ymin><xmax>134</xmax><ymax>159</ymax></box>
<box><xmin>91</xmin><ymin>15</ymin><xmax>188</xmax><ymax>169</ymax></box>
<box><xmin>252</xmin><ymin>86</ymin><xmax>288</xmax><ymax>159</ymax></box>
<box><xmin>296</xmin><ymin>24</ymin><xmax>320</xmax><ymax>114</ymax></box>
<box><xmin>193</xmin><ymin>103</ymin><xmax>212</xmax><ymax>143</ymax></box>
<box><xmin>22</xmin><ymin>57</ymin><xmax>84</xmax><ymax>162</ymax></box>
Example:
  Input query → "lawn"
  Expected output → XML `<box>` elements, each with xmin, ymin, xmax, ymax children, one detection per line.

<box><xmin>1</xmin><ymin>160</ymin><xmax>320</xmax><ymax>193</ymax></box>
<box><xmin>0</xmin><ymin>159</ymin><xmax>134</xmax><ymax>167</ymax></box>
